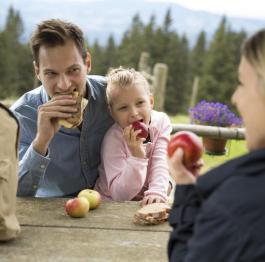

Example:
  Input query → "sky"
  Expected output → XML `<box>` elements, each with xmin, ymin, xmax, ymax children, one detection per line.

<box><xmin>148</xmin><ymin>0</ymin><xmax>265</xmax><ymax>20</ymax></box>
<box><xmin>4</xmin><ymin>0</ymin><xmax>265</xmax><ymax>20</ymax></box>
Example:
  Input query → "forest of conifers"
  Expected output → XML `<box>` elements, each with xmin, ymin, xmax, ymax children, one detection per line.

<box><xmin>0</xmin><ymin>6</ymin><xmax>246</xmax><ymax>114</ymax></box>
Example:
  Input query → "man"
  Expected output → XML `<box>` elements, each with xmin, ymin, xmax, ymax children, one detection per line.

<box><xmin>11</xmin><ymin>19</ymin><xmax>114</xmax><ymax>197</ymax></box>
<box><xmin>0</xmin><ymin>103</ymin><xmax>20</xmax><ymax>241</ymax></box>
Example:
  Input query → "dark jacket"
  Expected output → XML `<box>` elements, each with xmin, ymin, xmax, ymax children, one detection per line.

<box><xmin>168</xmin><ymin>148</ymin><xmax>265</xmax><ymax>262</ymax></box>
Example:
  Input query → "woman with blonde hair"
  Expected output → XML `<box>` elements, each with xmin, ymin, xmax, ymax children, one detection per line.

<box><xmin>168</xmin><ymin>29</ymin><xmax>265</xmax><ymax>261</ymax></box>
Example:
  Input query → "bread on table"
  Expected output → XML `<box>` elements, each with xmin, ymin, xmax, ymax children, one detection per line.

<box><xmin>133</xmin><ymin>202</ymin><xmax>171</xmax><ymax>225</ymax></box>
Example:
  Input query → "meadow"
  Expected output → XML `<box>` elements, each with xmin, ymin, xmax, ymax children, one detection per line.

<box><xmin>1</xmin><ymin>98</ymin><xmax>247</xmax><ymax>173</ymax></box>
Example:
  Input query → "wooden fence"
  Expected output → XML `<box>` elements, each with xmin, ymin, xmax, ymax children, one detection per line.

<box><xmin>172</xmin><ymin>124</ymin><xmax>245</xmax><ymax>140</ymax></box>
<box><xmin>138</xmin><ymin>52</ymin><xmax>168</xmax><ymax>112</ymax></box>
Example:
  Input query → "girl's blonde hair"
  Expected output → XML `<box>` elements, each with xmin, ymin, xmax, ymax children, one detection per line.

<box><xmin>242</xmin><ymin>29</ymin><xmax>265</xmax><ymax>94</ymax></box>
<box><xmin>106</xmin><ymin>67</ymin><xmax>151</xmax><ymax>105</ymax></box>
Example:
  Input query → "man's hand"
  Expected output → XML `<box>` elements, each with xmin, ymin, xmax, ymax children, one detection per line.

<box><xmin>123</xmin><ymin>125</ymin><xmax>146</xmax><ymax>158</ymax></box>
<box><xmin>168</xmin><ymin>148</ymin><xmax>203</xmax><ymax>185</ymax></box>
<box><xmin>33</xmin><ymin>95</ymin><xmax>77</xmax><ymax>155</ymax></box>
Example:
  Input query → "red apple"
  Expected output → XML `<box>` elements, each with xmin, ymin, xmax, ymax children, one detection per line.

<box><xmin>167</xmin><ymin>131</ymin><xmax>203</xmax><ymax>168</ymax></box>
<box><xmin>65</xmin><ymin>197</ymin><xmax>90</xmax><ymax>218</ymax></box>
<box><xmin>132</xmin><ymin>121</ymin><xmax>149</xmax><ymax>139</ymax></box>
<box><xmin>78</xmin><ymin>189</ymin><xmax>101</xmax><ymax>210</ymax></box>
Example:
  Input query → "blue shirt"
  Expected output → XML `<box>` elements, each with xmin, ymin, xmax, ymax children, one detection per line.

<box><xmin>11</xmin><ymin>75</ymin><xmax>114</xmax><ymax>197</ymax></box>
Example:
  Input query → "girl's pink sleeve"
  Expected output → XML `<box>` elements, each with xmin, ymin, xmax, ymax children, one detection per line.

<box><xmin>101</xmin><ymin>129</ymin><xmax>149</xmax><ymax>201</ymax></box>
<box><xmin>144</xmin><ymin>113</ymin><xmax>172</xmax><ymax>201</ymax></box>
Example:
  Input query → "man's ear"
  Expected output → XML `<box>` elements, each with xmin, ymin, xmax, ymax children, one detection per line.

<box><xmin>85</xmin><ymin>52</ymin><xmax>92</xmax><ymax>73</ymax></box>
<box><xmin>33</xmin><ymin>61</ymin><xmax>41</xmax><ymax>81</ymax></box>
<box><xmin>150</xmin><ymin>94</ymin><xmax>154</xmax><ymax>109</ymax></box>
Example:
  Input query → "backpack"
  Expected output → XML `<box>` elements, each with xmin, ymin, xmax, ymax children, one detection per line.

<box><xmin>0</xmin><ymin>103</ymin><xmax>21</xmax><ymax>241</ymax></box>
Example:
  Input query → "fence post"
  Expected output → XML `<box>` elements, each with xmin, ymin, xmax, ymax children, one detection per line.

<box><xmin>138</xmin><ymin>52</ymin><xmax>151</xmax><ymax>74</ymax></box>
<box><xmin>189</xmin><ymin>76</ymin><xmax>200</xmax><ymax>108</ymax></box>
<box><xmin>138</xmin><ymin>52</ymin><xmax>168</xmax><ymax>111</ymax></box>
<box><xmin>153</xmin><ymin>63</ymin><xmax>168</xmax><ymax>112</ymax></box>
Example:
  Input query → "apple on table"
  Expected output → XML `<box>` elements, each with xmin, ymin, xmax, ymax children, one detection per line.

<box><xmin>65</xmin><ymin>197</ymin><xmax>90</xmax><ymax>218</ymax></box>
<box><xmin>78</xmin><ymin>189</ymin><xmax>101</xmax><ymax>210</ymax></box>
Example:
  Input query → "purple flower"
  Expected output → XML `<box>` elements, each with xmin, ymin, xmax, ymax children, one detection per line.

<box><xmin>189</xmin><ymin>100</ymin><xmax>242</xmax><ymax>127</ymax></box>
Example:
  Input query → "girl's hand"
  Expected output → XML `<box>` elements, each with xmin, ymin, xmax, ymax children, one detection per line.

<box><xmin>168</xmin><ymin>148</ymin><xmax>203</xmax><ymax>185</ymax></box>
<box><xmin>123</xmin><ymin>125</ymin><xmax>146</xmax><ymax>158</ymax></box>
<box><xmin>140</xmin><ymin>195</ymin><xmax>165</xmax><ymax>207</ymax></box>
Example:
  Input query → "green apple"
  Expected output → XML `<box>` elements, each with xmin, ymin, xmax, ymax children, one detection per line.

<box><xmin>78</xmin><ymin>189</ymin><xmax>101</xmax><ymax>210</ymax></box>
<box><xmin>65</xmin><ymin>197</ymin><xmax>90</xmax><ymax>218</ymax></box>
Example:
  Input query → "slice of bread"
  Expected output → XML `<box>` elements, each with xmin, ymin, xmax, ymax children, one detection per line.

<box><xmin>133</xmin><ymin>203</ymin><xmax>171</xmax><ymax>225</ymax></box>
<box><xmin>59</xmin><ymin>91</ymin><xmax>88</xmax><ymax>128</ymax></box>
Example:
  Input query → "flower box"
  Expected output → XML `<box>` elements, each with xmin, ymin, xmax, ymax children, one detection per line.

<box><xmin>189</xmin><ymin>100</ymin><xmax>242</xmax><ymax>155</ymax></box>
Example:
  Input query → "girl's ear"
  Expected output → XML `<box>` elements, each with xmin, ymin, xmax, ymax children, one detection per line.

<box><xmin>150</xmin><ymin>94</ymin><xmax>154</xmax><ymax>109</ymax></box>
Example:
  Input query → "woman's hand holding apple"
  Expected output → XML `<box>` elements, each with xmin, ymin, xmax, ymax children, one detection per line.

<box><xmin>168</xmin><ymin>148</ymin><xmax>198</xmax><ymax>184</ymax></box>
<box><xmin>167</xmin><ymin>131</ymin><xmax>204</xmax><ymax>184</ymax></box>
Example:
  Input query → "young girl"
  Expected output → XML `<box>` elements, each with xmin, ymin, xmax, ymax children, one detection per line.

<box><xmin>94</xmin><ymin>67</ymin><xmax>172</xmax><ymax>206</ymax></box>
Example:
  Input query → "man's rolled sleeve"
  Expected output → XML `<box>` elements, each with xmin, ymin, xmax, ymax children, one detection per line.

<box><xmin>18</xmin><ymin>144</ymin><xmax>50</xmax><ymax>196</ymax></box>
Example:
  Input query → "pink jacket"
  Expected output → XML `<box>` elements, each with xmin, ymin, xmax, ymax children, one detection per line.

<box><xmin>94</xmin><ymin>110</ymin><xmax>172</xmax><ymax>201</ymax></box>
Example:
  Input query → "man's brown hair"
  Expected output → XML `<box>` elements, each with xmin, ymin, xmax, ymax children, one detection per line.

<box><xmin>30</xmin><ymin>19</ymin><xmax>87</xmax><ymax>65</ymax></box>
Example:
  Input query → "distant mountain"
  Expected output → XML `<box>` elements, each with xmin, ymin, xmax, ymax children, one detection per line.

<box><xmin>1</xmin><ymin>0</ymin><xmax>265</xmax><ymax>46</ymax></box>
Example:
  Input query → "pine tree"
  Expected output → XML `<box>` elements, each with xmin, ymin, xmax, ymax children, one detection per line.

<box><xmin>191</xmin><ymin>31</ymin><xmax>206</xmax><ymax>78</ymax></box>
<box><xmin>199</xmin><ymin>17</ymin><xmax>246</xmax><ymax>106</ymax></box>
<box><xmin>90</xmin><ymin>39</ymin><xmax>105</xmax><ymax>75</ymax></box>
<box><xmin>103</xmin><ymin>34</ymin><xmax>118</xmax><ymax>74</ymax></box>
<box><xmin>164</xmin><ymin>33</ymin><xmax>191</xmax><ymax>114</ymax></box>
<box><xmin>118</xmin><ymin>13</ymin><xmax>145</xmax><ymax>68</ymax></box>
<box><xmin>163</xmin><ymin>8</ymin><xmax>173</xmax><ymax>34</ymax></box>
<box><xmin>142</xmin><ymin>14</ymin><xmax>157</xmax><ymax>65</ymax></box>
<box><xmin>16</xmin><ymin>44</ymin><xmax>35</xmax><ymax>95</ymax></box>
<box><xmin>0</xmin><ymin>6</ymin><xmax>25</xmax><ymax>98</ymax></box>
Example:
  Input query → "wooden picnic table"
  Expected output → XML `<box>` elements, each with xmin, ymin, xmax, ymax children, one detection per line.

<box><xmin>2</xmin><ymin>197</ymin><xmax>171</xmax><ymax>262</ymax></box>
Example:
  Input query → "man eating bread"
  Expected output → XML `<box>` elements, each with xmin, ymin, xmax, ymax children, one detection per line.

<box><xmin>58</xmin><ymin>91</ymin><xmax>88</xmax><ymax>129</ymax></box>
<box><xmin>11</xmin><ymin>19</ymin><xmax>114</xmax><ymax>197</ymax></box>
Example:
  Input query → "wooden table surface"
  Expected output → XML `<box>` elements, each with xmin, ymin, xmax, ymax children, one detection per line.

<box><xmin>1</xmin><ymin>198</ymin><xmax>171</xmax><ymax>262</ymax></box>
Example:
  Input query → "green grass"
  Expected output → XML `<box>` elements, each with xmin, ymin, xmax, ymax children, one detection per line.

<box><xmin>169</xmin><ymin>114</ymin><xmax>247</xmax><ymax>173</ymax></box>
<box><xmin>0</xmin><ymin>103</ymin><xmax>247</xmax><ymax>173</ymax></box>
<box><xmin>169</xmin><ymin>114</ymin><xmax>191</xmax><ymax>124</ymax></box>
<box><xmin>201</xmin><ymin>139</ymin><xmax>247</xmax><ymax>172</ymax></box>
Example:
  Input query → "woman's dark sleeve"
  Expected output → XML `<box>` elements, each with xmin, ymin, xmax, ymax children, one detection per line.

<box><xmin>168</xmin><ymin>185</ymin><xmax>202</xmax><ymax>262</ymax></box>
<box><xmin>168</xmin><ymin>185</ymin><xmax>246</xmax><ymax>262</ymax></box>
